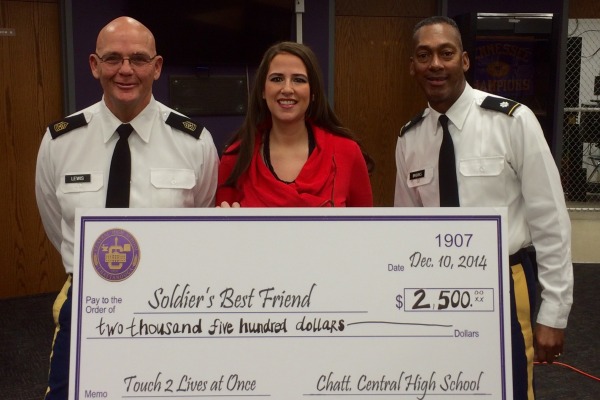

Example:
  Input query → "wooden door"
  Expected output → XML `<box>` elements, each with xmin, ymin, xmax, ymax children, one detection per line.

<box><xmin>0</xmin><ymin>0</ymin><xmax>64</xmax><ymax>298</ymax></box>
<box><xmin>334</xmin><ymin>0</ymin><xmax>437</xmax><ymax>206</ymax></box>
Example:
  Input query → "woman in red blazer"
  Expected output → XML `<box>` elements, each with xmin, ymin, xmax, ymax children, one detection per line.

<box><xmin>217</xmin><ymin>41</ymin><xmax>373</xmax><ymax>207</ymax></box>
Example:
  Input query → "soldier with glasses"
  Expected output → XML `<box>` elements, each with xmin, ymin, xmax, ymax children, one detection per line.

<box><xmin>35</xmin><ymin>16</ymin><xmax>219</xmax><ymax>399</ymax></box>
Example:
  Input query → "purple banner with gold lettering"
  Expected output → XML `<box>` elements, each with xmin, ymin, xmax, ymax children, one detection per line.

<box><xmin>473</xmin><ymin>37</ymin><xmax>535</xmax><ymax>99</ymax></box>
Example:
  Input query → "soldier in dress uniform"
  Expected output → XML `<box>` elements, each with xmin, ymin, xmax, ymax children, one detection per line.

<box><xmin>394</xmin><ymin>16</ymin><xmax>573</xmax><ymax>400</ymax></box>
<box><xmin>35</xmin><ymin>16</ymin><xmax>218</xmax><ymax>399</ymax></box>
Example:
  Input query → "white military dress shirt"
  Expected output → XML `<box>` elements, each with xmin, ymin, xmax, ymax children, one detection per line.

<box><xmin>35</xmin><ymin>97</ymin><xmax>219</xmax><ymax>274</ymax></box>
<box><xmin>394</xmin><ymin>83</ymin><xmax>573</xmax><ymax>329</ymax></box>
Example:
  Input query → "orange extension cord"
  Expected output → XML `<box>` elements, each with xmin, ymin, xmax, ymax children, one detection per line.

<box><xmin>534</xmin><ymin>361</ymin><xmax>600</xmax><ymax>382</ymax></box>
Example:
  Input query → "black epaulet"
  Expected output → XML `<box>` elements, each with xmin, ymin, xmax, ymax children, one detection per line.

<box><xmin>165</xmin><ymin>112</ymin><xmax>203</xmax><ymax>139</ymax></box>
<box><xmin>48</xmin><ymin>113</ymin><xmax>88</xmax><ymax>139</ymax></box>
<box><xmin>480</xmin><ymin>96</ymin><xmax>521</xmax><ymax>116</ymax></box>
<box><xmin>399</xmin><ymin>109</ymin><xmax>426</xmax><ymax>137</ymax></box>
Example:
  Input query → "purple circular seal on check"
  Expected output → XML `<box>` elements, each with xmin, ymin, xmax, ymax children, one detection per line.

<box><xmin>91</xmin><ymin>228</ymin><xmax>140</xmax><ymax>281</ymax></box>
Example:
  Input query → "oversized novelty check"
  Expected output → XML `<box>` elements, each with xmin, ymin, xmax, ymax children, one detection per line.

<box><xmin>69</xmin><ymin>208</ymin><xmax>513</xmax><ymax>400</ymax></box>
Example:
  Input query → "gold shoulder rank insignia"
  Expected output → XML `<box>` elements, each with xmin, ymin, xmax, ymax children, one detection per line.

<box><xmin>165</xmin><ymin>112</ymin><xmax>202</xmax><ymax>139</ymax></box>
<box><xmin>480</xmin><ymin>96</ymin><xmax>521</xmax><ymax>116</ymax></box>
<box><xmin>48</xmin><ymin>113</ymin><xmax>88</xmax><ymax>139</ymax></box>
<box><xmin>54</xmin><ymin>121</ymin><xmax>69</xmax><ymax>132</ymax></box>
<box><xmin>399</xmin><ymin>109</ymin><xmax>426</xmax><ymax>137</ymax></box>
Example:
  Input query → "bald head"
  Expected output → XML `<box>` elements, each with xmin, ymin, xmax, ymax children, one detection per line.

<box><xmin>96</xmin><ymin>16</ymin><xmax>157</xmax><ymax>56</ymax></box>
<box><xmin>90</xmin><ymin>16</ymin><xmax>163</xmax><ymax>122</ymax></box>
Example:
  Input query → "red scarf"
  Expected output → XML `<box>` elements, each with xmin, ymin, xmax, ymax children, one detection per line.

<box><xmin>241</xmin><ymin>126</ymin><xmax>336</xmax><ymax>207</ymax></box>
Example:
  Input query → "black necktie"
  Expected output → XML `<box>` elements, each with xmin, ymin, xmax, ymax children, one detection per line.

<box><xmin>106</xmin><ymin>124</ymin><xmax>133</xmax><ymax>208</ymax></box>
<box><xmin>438</xmin><ymin>115</ymin><xmax>459</xmax><ymax>207</ymax></box>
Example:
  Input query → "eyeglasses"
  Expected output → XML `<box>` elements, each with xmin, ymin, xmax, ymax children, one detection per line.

<box><xmin>94</xmin><ymin>52</ymin><xmax>158</xmax><ymax>68</ymax></box>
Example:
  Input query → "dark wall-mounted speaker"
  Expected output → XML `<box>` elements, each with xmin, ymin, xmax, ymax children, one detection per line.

<box><xmin>169</xmin><ymin>75</ymin><xmax>248</xmax><ymax>116</ymax></box>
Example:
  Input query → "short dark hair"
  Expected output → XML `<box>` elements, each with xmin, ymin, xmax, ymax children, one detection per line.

<box><xmin>413</xmin><ymin>16</ymin><xmax>463</xmax><ymax>50</ymax></box>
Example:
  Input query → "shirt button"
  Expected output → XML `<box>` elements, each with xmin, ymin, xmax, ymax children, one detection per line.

<box><xmin>171</xmin><ymin>180</ymin><xmax>176</xmax><ymax>185</ymax></box>
<box><xmin>480</xmin><ymin>166</ymin><xmax>485</xmax><ymax>172</ymax></box>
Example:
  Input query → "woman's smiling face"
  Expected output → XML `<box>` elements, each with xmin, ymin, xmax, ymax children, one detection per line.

<box><xmin>263</xmin><ymin>52</ymin><xmax>311</xmax><ymax>125</ymax></box>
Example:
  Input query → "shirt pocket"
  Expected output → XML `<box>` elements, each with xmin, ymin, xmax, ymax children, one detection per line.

<box><xmin>60</xmin><ymin>172</ymin><xmax>104</xmax><ymax>193</ymax></box>
<box><xmin>58</xmin><ymin>172</ymin><xmax>105</xmax><ymax>212</ymax></box>
<box><xmin>407</xmin><ymin>166</ymin><xmax>434</xmax><ymax>188</ymax></box>
<box><xmin>150</xmin><ymin>168</ymin><xmax>196</xmax><ymax>207</ymax></box>
<box><xmin>459</xmin><ymin>156</ymin><xmax>507</xmax><ymax>202</ymax></box>
<box><xmin>459</xmin><ymin>157</ymin><xmax>505</xmax><ymax>177</ymax></box>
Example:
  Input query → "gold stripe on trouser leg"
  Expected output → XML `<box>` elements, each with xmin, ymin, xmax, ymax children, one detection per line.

<box><xmin>45</xmin><ymin>275</ymin><xmax>72</xmax><ymax>397</ymax></box>
<box><xmin>511</xmin><ymin>264</ymin><xmax>535</xmax><ymax>400</ymax></box>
